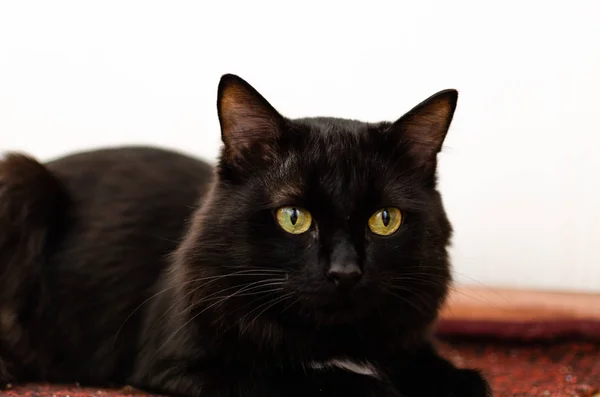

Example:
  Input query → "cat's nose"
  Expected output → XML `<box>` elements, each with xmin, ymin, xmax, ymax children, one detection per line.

<box><xmin>327</xmin><ymin>262</ymin><xmax>362</xmax><ymax>288</ymax></box>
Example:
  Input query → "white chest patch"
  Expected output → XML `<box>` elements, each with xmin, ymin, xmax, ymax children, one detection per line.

<box><xmin>308</xmin><ymin>359</ymin><xmax>380</xmax><ymax>379</ymax></box>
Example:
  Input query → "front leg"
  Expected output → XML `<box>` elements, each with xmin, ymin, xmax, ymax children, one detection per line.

<box><xmin>134</xmin><ymin>363</ymin><xmax>401</xmax><ymax>397</ymax></box>
<box><xmin>0</xmin><ymin>357</ymin><xmax>16</xmax><ymax>388</ymax></box>
<box><xmin>383</xmin><ymin>342</ymin><xmax>492</xmax><ymax>397</ymax></box>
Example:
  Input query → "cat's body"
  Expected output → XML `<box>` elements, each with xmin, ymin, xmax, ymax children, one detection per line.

<box><xmin>0</xmin><ymin>75</ymin><xmax>491</xmax><ymax>397</ymax></box>
<box><xmin>0</xmin><ymin>147</ymin><xmax>212</xmax><ymax>384</ymax></box>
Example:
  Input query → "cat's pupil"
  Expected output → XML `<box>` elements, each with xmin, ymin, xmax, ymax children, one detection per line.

<box><xmin>290</xmin><ymin>208</ymin><xmax>299</xmax><ymax>225</ymax></box>
<box><xmin>382</xmin><ymin>209</ymin><xmax>390</xmax><ymax>226</ymax></box>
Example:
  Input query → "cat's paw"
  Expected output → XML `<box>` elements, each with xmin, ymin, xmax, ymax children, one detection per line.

<box><xmin>0</xmin><ymin>357</ymin><xmax>16</xmax><ymax>389</ymax></box>
<box><xmin>446</xmin><ymin>368</ymin><xmax>492</xmax><ymax>397</ymax></box>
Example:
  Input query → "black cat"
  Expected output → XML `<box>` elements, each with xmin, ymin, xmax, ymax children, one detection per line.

<box><xmin>0</xmin><ymin>74</ymin><xmax>491</xmax><ymax>397</ymax></box>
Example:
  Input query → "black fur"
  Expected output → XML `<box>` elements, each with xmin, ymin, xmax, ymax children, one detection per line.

<box><xmin>0</xmin><ymin>74</ymin><xmax>491</xmax><ymax>397</ymax></box>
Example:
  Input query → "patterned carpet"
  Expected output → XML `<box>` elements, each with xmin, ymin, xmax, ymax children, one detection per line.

<box><xmin>3</xmin><ymin>338</ymin><xmax>599</xmax><ymax>397</ymax></box>
<box><xmin>440</xmin><ymin>338</ymin><xmax>600</xmax><ymax>397</ymax></box>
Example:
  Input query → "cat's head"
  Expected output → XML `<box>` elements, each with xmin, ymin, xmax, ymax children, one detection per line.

<box><xmin>179</xmin><ymin>74</ymin><xmax>456</xmax><ymax>329</ymax></box>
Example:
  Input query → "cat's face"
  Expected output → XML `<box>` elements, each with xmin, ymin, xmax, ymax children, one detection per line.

<box><xmin>182</xmin><ymin>75</ymin><xmax>456</xmax><ymax>328</ymax></box>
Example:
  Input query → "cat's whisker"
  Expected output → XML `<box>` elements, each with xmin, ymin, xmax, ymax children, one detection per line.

<box><xmin>217</xmin><ymin>288</ymin><xmax>292</xmax><ymax>336</ymax></box>
<box><xmin>114</xmin><ymin>270</ymin><xmax>287</xmax><ymax>345</ymax></box>
<box><xmin>182</xmin><ymin>280</ymin><xmax>287</xmax><ymax>314</ymax></box>
<box><xmin>113</xmin><ymin>273</ymin><xmax>235</xmax><ymax>345</ymax></box>
<box><xmin>389</xmin><ymin>275</ymin><xmax>499</xmax><ymax>308</ymax></box>
<box><xmin>152</xmin><ymin>280</ymin><xmax>289</xmax><ymax>359</ymax></box>
<box><xmin>390</xmin><ymin>270</ymin><xmax>488</xmax><ymax>297</ymax></box>
<box><xmin>397</xmin><ymin>264</ymin><xmax>507</xmax><ymax>302</ymax></box>
<box><xmin>238</xmin><ymin>292</ymin><xmax>296</xmax><ymax>336</ymax></box>
<box><xmin>219</xmin><ymin>265</ymin><xmax>288</xmax><ymax>272</ymax></box>
<box><xmin>445</xmin><ymin>285</ymin><xmax>502</xmax><ymax>308</ymax></box>
<box><xmin>386</xmin><ymin>284</ymin><xmax>438</xmax><ymax>311</ymax></box>
<box><xmin>383</xmin><ymin>288</ymin><xmax>429</xmax><ymax>317</ymax></box>
<box><xmin>156</xmin><ymin>278</ymin><xmax>287</xmax><ymax>329</ymax></box>
<box><xmin>183</xmin><ymin>288</ymin><xmax>287</xmax><ymax>315</ymax></box>
<box><xmin>278</xmin><ymin>296</ymin><xmax>301</xmax><ymax>317</ymax></box>
<box><xmin>391</xmin><ymin>275</ymin><xmax>450</xmax><ymax>284</ymax></box>
<box><xmin>385</xmin><ymin>284</ymin><xmax>439</xmax><ymax>312</ymax></box>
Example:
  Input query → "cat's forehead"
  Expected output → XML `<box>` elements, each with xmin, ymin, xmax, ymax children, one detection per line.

<box><xmin>259</xmin><ymin>116</ymin><xmax>430</xmax><ymax>215</ymax></box>
<box><xmin>293</xmin><ymin>117</ymin><xmax>376</xmax><ymax>137</ymax></box>
<box><xmin>265</xmin><ymin>147</ymin><xmax>426</xmax><ymax>217</ymax></box>
<box><xmin>267</xmin><ymin>158</ymin><xmax>374</xmax><ymax>217</ymax></box>
<box><xmin>291</xmin><ymin>117</ymin><xmax>385</xmax><ymax>160</ymax></box>
<box><xmin>267</xmin><ymin>122</ymin><xmax>399</xmax><ymax>212</ymax></box>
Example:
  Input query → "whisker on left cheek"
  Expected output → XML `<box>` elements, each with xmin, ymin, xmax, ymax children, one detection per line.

<box><xmin>278</xmin><ymin>296</ymin><xmax>301</xmax><ymax>317</ymax></box>
<box><xmin>389</xmin><ymin>274</ymin><xmax>499</xmax><ymax>308</ymax></box>
<box><xmin>238</xmin><ymin>292</ymin><xmax>297</xmax><ymax>336</ymax></box>
<box><xmin>384</xmin><ymin>284</ymin><xmax>441</xmax><ymax>312</ymax></box>
<box><xmin>383</xmin><ymin>289</ymin><xmax>429</xmax><ymax>317</ymax></box>
<box><xmin>152</xmin><ymin>277</ymin><xmax>287</xmax><ymax>332</ymax></box>
<box><xmin>401</xmin><ymin>264</ymin><xmax>501</xmax><ymax>295</ymax></box>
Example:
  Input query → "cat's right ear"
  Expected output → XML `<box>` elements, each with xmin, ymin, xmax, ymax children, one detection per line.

<box><xmin>388</xmin><ymin>89</ymin><xmax>458</xmax><ymax>174</ymax></box>
<box><xmin>217</xmin><ymin>74</ymin><xmax>284</xmax><ymax>166</ymax></box>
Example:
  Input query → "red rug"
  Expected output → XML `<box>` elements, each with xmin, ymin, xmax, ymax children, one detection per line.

<box><xmin>439</xmin><ymin>339</ymin><xmax>600</xmax><ymax>397</ymax></box>
<box><xmin>3</xmin><ymin>338</ymin><xmax>599</xmax><ymax>397</ymax></box>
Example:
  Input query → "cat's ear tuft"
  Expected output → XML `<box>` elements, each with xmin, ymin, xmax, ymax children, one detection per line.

<box><xmin>390</xmin><ymin>89</ymin><xmax>458</xmax><ymax>170</ymax></box>
<box><xmin>217</xmin><ymin>74</ymin><xmax>283</xmax><ymax>165</ymax></box>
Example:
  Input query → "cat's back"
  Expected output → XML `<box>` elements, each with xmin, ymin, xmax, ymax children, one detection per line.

<box><xmin>47</xmin><ymin>145</ymin><xmax>212</xmax><ymax>195</ymax></box>
<box><xmin>46</xmin><ymin>145</ymin><xmax>213</xmax><ymax>236</ymax></box>
<box><xmin>1</xmin><ymin>145</ymin><xmax>213</xmax><ymax>281</ymax></box>
<box><xmin>47</xmin><ymin>145</ymin><xmax>212</xmax><ymax>189</ymax></box>
<box><xmin>46</xmin><ymin>146</ymin><xmax>213</xmax><ymax>265</ymax></box>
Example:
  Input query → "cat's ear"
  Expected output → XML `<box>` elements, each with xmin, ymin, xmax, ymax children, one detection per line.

<box><xmin>217</xmin><ymin>74</ymin><xmax>284</xmax><ymax>165</ymax></box>
<box><xmin>390</xmin><ymin>89</ymin><xmax>458</xmax><ymax>171</ymax></box>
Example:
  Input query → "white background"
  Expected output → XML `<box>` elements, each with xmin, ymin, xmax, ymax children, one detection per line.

<box><xmin>1</xmin><ymin>1</ymin><xmax>599</xmax><ymax>292</ymax></box>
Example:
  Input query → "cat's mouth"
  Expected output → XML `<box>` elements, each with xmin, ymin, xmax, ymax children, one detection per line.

<box><xmin>297</xmin><ymin>287</ymin><xmax>380</xmax><ymax>324</ymax></box>
<box><xmin>313</xmin><ymin>302</ymin><xmax>372</xmax><ymax>324</ymax></box>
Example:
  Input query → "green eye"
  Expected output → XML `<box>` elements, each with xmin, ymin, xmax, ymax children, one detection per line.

<box><xmin>276</xmin><ymin>207</ymin><xmax>312</xmax><ymax>234</ymax></box>
<box><xmin>368</xmin><ymin>207</ymin><xmax>402</xmax><ymax>236</ymax></box>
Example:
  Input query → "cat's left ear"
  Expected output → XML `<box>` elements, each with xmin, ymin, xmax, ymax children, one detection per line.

<box><xmin>217</xmin><ymin>74</ymin><xmax>284</xmax><ymax>166</ymax></box>
<box><xmin>390</xmin><ymin>89</ymin><xmax>458</xmax><ymax>171</ymax></box>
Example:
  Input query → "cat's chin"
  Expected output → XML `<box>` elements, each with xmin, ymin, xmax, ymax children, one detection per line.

<box><xmin>293</xmin><ymin>291</ymin><xmax>382</xmax><ymax>325</ymax></box>
<box><xmin>310</xmin><ymin>305</ymin><xmax>372</xmax><ymax>325</ymax></box>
